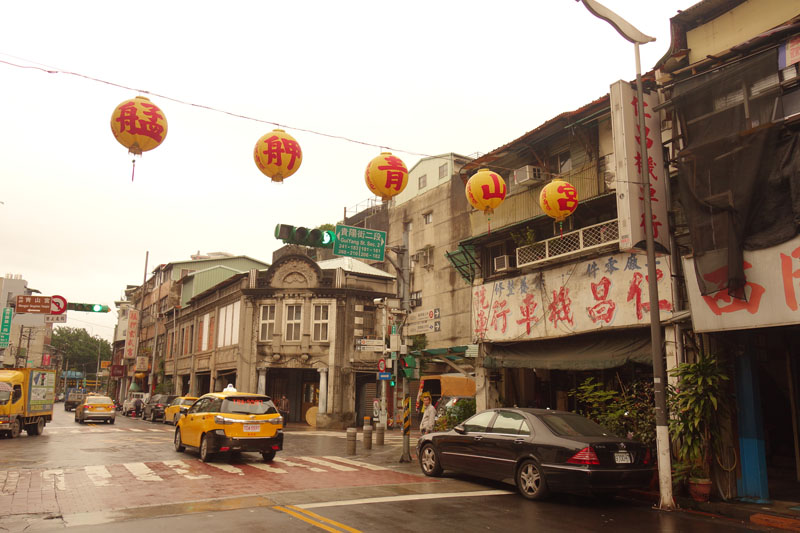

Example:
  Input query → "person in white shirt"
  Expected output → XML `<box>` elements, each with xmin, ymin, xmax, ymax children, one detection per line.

<box><xmin>419</xmin><ymin>394</ymin><xmax>437</xmax><ymax>435</ymax></box>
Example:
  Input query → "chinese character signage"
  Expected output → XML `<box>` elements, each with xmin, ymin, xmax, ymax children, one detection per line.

<box><xmin>610</xmin><ymin>80</ymin><xmax>670</xmax><ymax>255</ymax></box>
<box><xmin>15</xmin><ymin>295</ymin><xmax>52</xmax><ymax>314</ymax></box>
<box><xmin>472</xmin><ymin>252</ymin><xmax>674</xmax><ymax>342</ymax></box>
<box><xmin>684</xmin><ymin>235</ymin><xmax>800</xmax><ymax>332</ymax></box>
<box><xmin>124</xmin><ymin>309</ymin><xmax>140</xmax><ymax>360</ymax></box>
<box><xmin>0</xmin><ymin>307</ymin><xmax>13</xmax><ymax>348</ymax></box>
<box><xmin>334</xmin><ymin>224</ymin><xmax>386</xmax><ymax>262</ymax></box>
<box><xmin>135</xmin><ymin>355</ymin><xmax>149</xmax><ymax>372</ymax></box>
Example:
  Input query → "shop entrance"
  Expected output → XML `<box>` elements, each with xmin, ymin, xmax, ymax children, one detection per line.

<box><xmin>266</xmin><ymin>368</ymin><xmax>319</xmax><ymax>425</ymax></box>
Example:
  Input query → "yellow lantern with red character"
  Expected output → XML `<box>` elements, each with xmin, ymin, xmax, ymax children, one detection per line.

<box><xmin>365</xmin><ymin>152</ymin><xmax>408</xmax><ymax>200</ymax></box>
<box><xmin>254</xmin><ymin>129</ymin><xmax>303</xmax><ymax>182</ymax></box>
<box><xmin>465</xmin><ymin>169</ymin><xmax>507</xmax><ymax>234</ymax></box>
<box><xmin>110</xmin><ymin>96</ymin><xmax>168</xmax><ymax>155</ymax></box>
<box><xmin>539</xmin><ymin>178</ymin><xmax>578</xmax><ymax>235</ymax></box>
<box><xmin>110</xmin><ymin>96</ymin><xmax>168</xmax><ymax>181</ymax></box>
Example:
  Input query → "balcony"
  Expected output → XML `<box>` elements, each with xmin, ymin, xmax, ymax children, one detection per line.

<box><xmin>516</xmin><ymin>219</ymin><xmax>619</xmax><ymax>269</ymax></box>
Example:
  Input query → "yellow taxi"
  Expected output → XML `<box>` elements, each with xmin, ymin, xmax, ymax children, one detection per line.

<box><xmin>75</xmin><ymin>395</ymin><xmax>116</xmax><ymax>424</ymax></box>
<box><xmin>163</xmin><ymin>396</ymin><xmax>198</xmax><ymax>425</ymax></box>
<box><xmin>174</xmin><ymin>387</ymin><xmax>283</xmax><ymax>462</ymax></box>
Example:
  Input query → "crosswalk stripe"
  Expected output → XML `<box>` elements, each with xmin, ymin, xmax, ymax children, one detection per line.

<box><xmin>147</xmin><ymin>428</ymin><xmax>165</xmax><ymax>432</ymax></box>
<box><xmin>123</xmin><ymin>462</ymin><xmax>162</xmax><ymax>482</ymax></box>
<box><xmin>128</xmin><ymin>428</ymin><xmax>146</xmax><ymax>432</ymax></box>
<box><xmin>162</xmin><ymin>460</ymin><xmax>211</xmax><ymax>480</ymax></box>
<box><xmin>204</xmin><ymin>462</ymin><xmax>245</xmax><ymax>475</ymax></box>
<box><xmin>85</xmin><ymin>465</ymin><xmax>113</xmax><ymax>487</ymax></box>
<box><xmin>273</xmin><ymin>458</ymin><xmax>326</xmax><ymax>472</ymax></box>
<box><xmin>245</xmin><ymin>462</ymin><xmax>287</xmax><ymax>474</ymax></box>
<box><xmin>296</xmin><ymin>456</ymin><xmax>357</xmax><ymax>471</ymax></box>
<box><xmin>321</xmin><ymin>456</ymin><xmax>389</xmax><ymax>471</ymax></box>
<box><xmin>42</xmin><ymin>469</ymin><xmax>66</xmax><ymax>491</ymax></box>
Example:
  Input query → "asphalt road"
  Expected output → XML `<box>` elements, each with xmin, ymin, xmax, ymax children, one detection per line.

<box><xmin>0</xmin><ymin>406</ymin><xmax>773</xmax><ymax>532</ymax></box>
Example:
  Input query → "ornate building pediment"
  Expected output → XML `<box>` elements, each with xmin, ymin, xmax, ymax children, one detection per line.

<box><xmin>265</xmin><ymin>255</ymin><xmax>322</xmax><ymax>289</ymax></box>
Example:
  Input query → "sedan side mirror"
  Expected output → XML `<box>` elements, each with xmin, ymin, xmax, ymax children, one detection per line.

<box><xmin>454</xmin><ymin>424</ymin><xmax>466</xmax><ymax>434</ymax></box>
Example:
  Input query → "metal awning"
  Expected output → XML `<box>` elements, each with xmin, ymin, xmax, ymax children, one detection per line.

<box><xmin>445</xmin><ymin>245</ymin><xmax>480</xmax><ymax>284</ymax></box>
<box><xmin>484</xmin><ymin>329</ymin><xmax>653</xmax><ymax>371</ymax></box>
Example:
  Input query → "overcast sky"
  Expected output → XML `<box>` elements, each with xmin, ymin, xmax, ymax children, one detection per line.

<box><xmin>0</xmin><ymin>0</ymin><xmax>697</xmax><ymax>341</ymax></box>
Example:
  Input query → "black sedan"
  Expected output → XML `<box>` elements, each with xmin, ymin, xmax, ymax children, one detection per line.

<box><xmin>416</xmin><ymin>408</ymin><xmax>654</xmax><ymax>500</ymax></box>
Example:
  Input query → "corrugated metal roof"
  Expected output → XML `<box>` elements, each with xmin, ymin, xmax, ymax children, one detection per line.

<box><xmin>317</xmin><ymin>257</ymin><xmax>396</xmax><ymax>279</ymax></box>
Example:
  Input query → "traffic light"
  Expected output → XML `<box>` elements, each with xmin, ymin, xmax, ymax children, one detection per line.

<box><xmin>400</xmin><ymin>355</ymin><xmax>417</xmax><ymax>379</ymax></box>
<box><xmin>67</xmin><ymin>303</ymin><xmax>111</xmax><ymax>313</ymax></box>
<box><xmin>275</xmin><ymin>224</ymin><xmax>335</xmax><ymax>248</ymax></box>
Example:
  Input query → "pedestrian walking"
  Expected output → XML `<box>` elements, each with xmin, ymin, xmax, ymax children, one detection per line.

<box><xmin>419</xmin><ymin>394</ymin><xmax>437</xmax><ymax>435</ymax></box>
<box><xmin>277</xmin><ymin>394</ymin><xmax>290</xmax><ymax>425</ymax></box>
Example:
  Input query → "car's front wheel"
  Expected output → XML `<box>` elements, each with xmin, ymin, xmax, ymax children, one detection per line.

<box><xmin>419</xmin><ymin>443</ymin><xmax>443</xmax><ymax>477</ymax></box>
<box><xmin>174</xmin><ymin>428</ymin><xmax>185</xmax><ymax>452</ymax></box>
<box><xmin>261</xmin><ymin>450</ymin><xmax>276</xmax><ymax>463</ymax></box>
<box><xmin>516</xmin><ymin>459</ymin><xmax>549</xmax><ymax>500</ymax></box>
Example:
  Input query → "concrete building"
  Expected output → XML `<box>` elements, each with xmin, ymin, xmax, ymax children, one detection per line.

<box><xmin>162</xmin><ymin>254</ymin><xmax>395</xmax><ymax>428</ymax></box>
<box><xmin>655</xmin><ymin>0</ymin><xmax>800</xmax><ymax>502</ymax></box>
<box><xmin>0</xmin><ymin>275</ymin><xmax>54</xmax><ymax>369</ymax></box>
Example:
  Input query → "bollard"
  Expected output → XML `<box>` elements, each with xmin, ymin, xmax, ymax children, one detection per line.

<box><xmin>346</xmin><ymin>427</ymin><xmax>357</xmax><ymax>455</ymax></box>
<box><xmin>376</xmin><ymin>425</ymin><xmax>384</xmax><ymax>446</ymax></box>
<box><xmin>363</xmin><ymin>424</ymin><xmax>373</xmax><ymax>450</ymax></box>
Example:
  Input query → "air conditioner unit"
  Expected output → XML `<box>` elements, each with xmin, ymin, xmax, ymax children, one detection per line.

<box><xmin>494</xmin><ymin>255</ymin><xmax>515</xmax><ymax>272</ymax></box>
<box><xmin>409</xmin><ymin>298</ymin><xmax>422</xmax><ymax>308</ymax></box>
<box><xmin>513</xmin><ymin>165</ymin><xmax>545</xmax><ymax>185</ymax></box>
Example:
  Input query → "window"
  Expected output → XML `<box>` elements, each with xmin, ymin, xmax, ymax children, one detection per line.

<box><xmin>422</xmin><ymin>212</ymin><xmax>432</xmax><ymax>224</ymax></box>
<box><xmin>199</xmin><ymin>313</ymin><xmax>210</xmax><ymax>351</ymax></box>
<box><xmin>313</xmin><ymin>304</ymin><xmax>329</xmax><ymax>342</ymax></box>
<box><xmin>285</xmin><ymin>304</ymin><xmax>302</xmax><ymax>342</ymax></box>
<box><xmin>259</xmin><ymin>304</ymin><xmax>276</xmax><ymax>342</ymax></box>
<box><xmin>549</xmin><ymin>150</ymin><xmax>572</xmax><ymax>175</ymax></box>
<box><xmin>490</xmin><ymin>411</ymin><xmax>530</xmax><ymax>435</ymax></box>
<box><xmin>418</xmin><ymin>174</ymin><xmax>427</xmax><ymax>189</ymax></box>
<box><xmin>462</xmin><ymin>411</ymin><xmax>495</xmax><ymax>433</ymax></box>
<box><xmin>439</xmin><ymin>163</ymin><xmax>447</xmax><ymax>179</ymax></box>
<box><xmin>217</xmin><ymin>302</ymin><xmax>240</xmax><ymax>347</ymax></box>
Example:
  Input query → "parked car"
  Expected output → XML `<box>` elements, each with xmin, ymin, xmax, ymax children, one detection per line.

<box><xmin>164</xmin><ymin>396</ymin><xmax>198</xmax><ymax>425</ymax></box>
<box><xmin>122</xmin><ymin>392</ymin><xmax>147</xmax><ymax>416</ymax></box>
<box><xmin>142</xmin><ymin>394</ymin><xmax>177</xmax><ymax>422</ymax></box>
<box><xmin>174</xmin><ymin>388</ymin><xmax>283</xmax><ymax>463</ymax></box>
<box><xmin>416</xmin><ymin>408</ymin><xmax>654</xmax><ymax>500</ymax></box>
<box><xmin>74</xmin><ymin>395</ymin><xmax>116</xmax><ymax>424</ymax></box>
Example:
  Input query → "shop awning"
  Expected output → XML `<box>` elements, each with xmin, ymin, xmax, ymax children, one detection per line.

<box><xmin>484</xmin><ymin>329</ymin><xmax>653</xmax><ymax>371</ymax></box>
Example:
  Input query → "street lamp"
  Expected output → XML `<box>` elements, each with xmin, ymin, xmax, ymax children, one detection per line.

<box><xmin>577</xmin><ymin>0</ymin><xmax>675</xmax><ymax>510</ymax></box>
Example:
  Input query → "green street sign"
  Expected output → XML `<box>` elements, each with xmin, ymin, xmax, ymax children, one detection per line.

<box><xmin>0</xmin><ymin>307</ymin><xmax>13</xmax><ymax>348</ymax></box>
<box><xmin>334</xmin><ymin>224</ymin><xmax>386</xmax><ymax>262</ymax></box>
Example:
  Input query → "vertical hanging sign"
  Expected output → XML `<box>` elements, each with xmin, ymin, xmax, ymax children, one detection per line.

<box><xmin>125</xmin><ymin>309</ymin><xmax>140</xmax><ymax>360</ymax></box>
<box><xmin>0</xmin><ymin>308</ymin><xmax>13</xmax><ymax>348</ymax></box>
<box><xmin>610</xmin><ymin>80</ymin><xmax>670</xmax><ymax>255</ymax></box>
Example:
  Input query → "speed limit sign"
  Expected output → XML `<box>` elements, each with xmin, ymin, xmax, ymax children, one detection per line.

<box><xmin>378</xmin><ymin>358</ymin><xmax>386</xmax><ymax>372</ymax></box>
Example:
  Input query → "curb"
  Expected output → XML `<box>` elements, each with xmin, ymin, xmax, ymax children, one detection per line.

<box><xmin>624</xmin><ymin>489</ymin><xmax>800</xmax><ymax>532</ymax></box>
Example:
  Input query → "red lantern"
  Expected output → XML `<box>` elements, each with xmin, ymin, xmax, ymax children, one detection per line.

<box><xmin>365</xmin><ymin>152</ymin><xmax>408</xmax><ymax>200</ymax></box>
<box><xmin>254</xmin><ymin>129</ymin><xmax>303</xmax><ymax>182</ymax></box>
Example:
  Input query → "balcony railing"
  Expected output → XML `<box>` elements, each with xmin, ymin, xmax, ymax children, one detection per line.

<box><xmin>516</xmin><ymin>219</ymin><xmax>619</xmax><ymax>268</ymax></box>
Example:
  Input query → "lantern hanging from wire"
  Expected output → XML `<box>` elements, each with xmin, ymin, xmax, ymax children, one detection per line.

<box><xmin>253</xmin><ymin>129</ymin><xmax>303</xmax><ymax>182</ymax></box>
<box><xmin>539</xmin><ymin>178</ymin><xmax>579</xmax><ymax>236</ymax></box>
<box><xmin>110</xmin><ymin>95</ymin><xmax>168</xmax><ymax>181</ymax></box>
<box><xmin>364</xmin><ymin>152</ymin><xmax>408</xmax><ymax>201</ymax></box>
<box><xmin>465</xmin><ymin>168</ymin><xmax>507</xmax><ymax>234</ymax></box>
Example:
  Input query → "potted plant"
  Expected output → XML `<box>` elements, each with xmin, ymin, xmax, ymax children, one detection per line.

<box><xmin>668</xmin><ymin>353</ymin><xmax>729</xmax><ymax>502</ymax></box>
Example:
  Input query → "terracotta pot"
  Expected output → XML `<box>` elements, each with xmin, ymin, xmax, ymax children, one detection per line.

<box><xmin>688</xmin><ymin>478</ymin><xmax>712</xmax><ymax>502</ymax></box>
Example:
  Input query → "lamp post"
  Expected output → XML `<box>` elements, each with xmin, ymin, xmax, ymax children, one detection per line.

<box><xmin>578</xmin><ymin>0</ymin><xmax>675</xmax><ymax>510</ymax></box>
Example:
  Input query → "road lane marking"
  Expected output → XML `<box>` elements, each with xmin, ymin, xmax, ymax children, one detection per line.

<box><xmin>246</xmin><ymin>463</ymin><xmax>288</xmax><ymax>474</ymax></box>
<box><xmin>203</xmin><ymin>462</ymin><xmax>245</xmax><ymax>475</ymax></box>
<box><xmin>273</xmin><ymin>458</ymin><xmax>325</xmax><ymax>473</ymax></box>
<box><xmin>274</xmin><ymin>505</ymin><xmax>361</xmax><ymax>533</ymax></box>
<box><xmin>42</xmin><ymin>469</ymin><xmax>66</xmax><ymax>491</ymax></box>
<box><xmin>296</xmin><ymin>457</ymin><xmax>357</xmax><ymax>471</ymax></box>
<box><xmin>85</xmin><ymin>465</ymin><xmax>113</xmax><ymax>487</ymax></box>
<box><xmin>123</xmin><ymin>462</ymin><xmax>163</xmax><ymax>482</ymax></box>
<box><xmin>296</xmin><ymin>489</ymin><xmax>514</xmax><ymax>509</ymax></box>
<box><xmin>321</xmin><ymin>456</ymin><xmax>388</xmax><ymax>471</ymax></box>
<box><xmin>162</xmin><ymin>460</ymin><xmax>211</xmax><ymax>480</ymax></box>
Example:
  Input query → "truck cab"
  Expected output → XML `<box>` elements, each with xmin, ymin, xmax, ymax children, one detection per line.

<box><xmin>0</xmin><ymin>368</ymin><xmax>55</xmax><ymax>438</ymax></box>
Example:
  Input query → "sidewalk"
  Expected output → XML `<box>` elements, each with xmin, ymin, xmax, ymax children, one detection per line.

<box><xmin>621</xmin><ymin>488</ymin><xmax>800</xmax><ymax>531</ymax></box>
